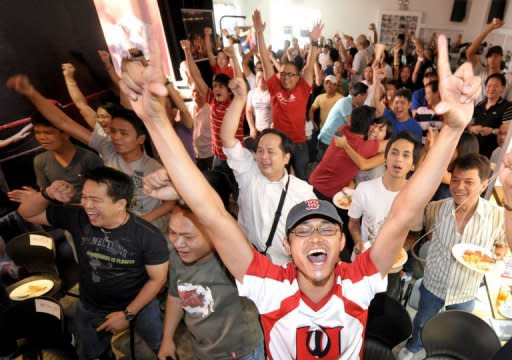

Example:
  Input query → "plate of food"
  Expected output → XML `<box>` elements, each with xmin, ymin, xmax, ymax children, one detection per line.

<box><xmin>452</xmin><ymin>243</ymin><xmax>496</xmax><ymax>274</ymax></box>
<box><xmin>497</xmin><ymin>285</ymin><xmax>512</xmax><ymax>319</ymax></box>
<box><xmin>9</xmin><ymin>279</ymin><xmax>54</xmax><ymax>301</ymax></box>
<box><xmin>333</xmin><ymin>188</ymin><xmax>354</xmax><ymax>210</ymax></box>
<box><xmin>390</xmin><ymin>248</ymin><xmax>408</xmax><ymax>273</ymax></box>
<box><xmin>498</xmin><ymin>301</ymin><xmax>512</xmax><ymax>319</ymax></box>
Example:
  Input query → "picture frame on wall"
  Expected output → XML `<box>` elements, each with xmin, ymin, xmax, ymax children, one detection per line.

<box><xmin>181</xmin><ymin>8</ymin><xmax>216</xmax><ymax>62</ymax></box>
<box><xmin>378</xmin><ymin>10</ymin><xmax>422</xmax><ymax>48</ymax></box>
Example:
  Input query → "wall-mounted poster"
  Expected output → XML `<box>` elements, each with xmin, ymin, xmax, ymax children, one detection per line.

<box><xmin>93</xmin><ymin>0</ymin><xmax>173</xmax><ymax>78</ymax></box>
<box><xmin>379</xmin><ymin>10</ymin><xmax>422</xmax><ymax>48</ymax></box>
<box><xmin>181</xmin><ymin>9</ymin><xmax>216</xmax><ymax>62</ymax></box>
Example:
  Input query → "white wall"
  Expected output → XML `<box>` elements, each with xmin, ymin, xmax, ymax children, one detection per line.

<box><xmin>232</xmin><ymin>0</ymin><xmax>512</xmax><ymax>49</ymax></box>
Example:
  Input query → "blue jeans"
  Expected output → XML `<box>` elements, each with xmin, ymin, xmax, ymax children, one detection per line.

<box><xmin>193</xmin><ymin>339</ymin><xmax>265</xmax><ymax>360</ymax></box>
<box><xmin>292</xmin><ymin>142</ymin><xmax>309</xmax><ymax>180</ymax></box>
<box><xmin>406</xmin><ymin>284</ymin><xmax>475</xmax><ymax>353</ymax></box>
<box><xmin>76</xmin><ymin>299</ymin><xmax>163</xmax><ymax>359</ymax></box>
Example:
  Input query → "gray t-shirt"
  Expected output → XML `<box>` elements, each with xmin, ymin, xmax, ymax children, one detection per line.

<box><xmin>168</xmin><ymin>249</ymin><xmax>262</xmax><ymax>359</ymax></box>
<box><xmin>88</xmin><ymin>127</ymin><xmax>167</xmax><ymax>232</ymax></box>
<box><xmin>34</xmin><ymin>146</ymin><xmax>103</xmax><ymax>203</ymax></box>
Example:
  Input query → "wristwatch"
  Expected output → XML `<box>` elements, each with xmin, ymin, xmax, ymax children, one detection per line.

<box><xmin>123</xmin><ymin>309</ymin><xmax>136</xmax><ymax>321</ymax></box>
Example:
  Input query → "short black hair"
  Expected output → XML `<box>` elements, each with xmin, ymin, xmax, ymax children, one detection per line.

<box><xmin>350</xmin><ymin>105</ymin><xmax>376</xmax><ymax>135</ymax></box>
<box><xmin>212</xmin><ymin>73</ymin><xmax>231</xmax><ymax>88</ymax></box>
<box><xmin>485</xmin><ymin>73</ymin><xmax>507</xmax><ymax>87</ymax></box>
<box><xmin>394</xmin><ymin>88</ymin><xmax>412</xmax><ymax>102</ymax></box>
<box><xmin>109</xmin><ymin>107</ymin><xmax>147</xmax><ymax>137</ymax></box>
<box><xmin>256</xmin><ymin>128</ymin><xmax>294</xmax><ymax>155</ymax></box>
<box><xmin>384</xmin><ymin>131</ymin><xmax>421</xmax><ymax>166</ymax></box>
<box><xmin>457</xmin><ymin>131</ymin><xmax>479</xmax><ymax>158</ymax></box>
<box><xmin>452</xmin><ymin>153</ymin><xmax>491</xmax><ymax>181</ymax></box>
<box><xmin>83</xmin><ymin>167</ymin><xmax>134</xmax><ymax>207</ymax></box>
<box><xmin>31</xmin><ymin>112</ymin><xmax>56</xmax><ymax>129</ymax></box>
<box><xmin>351</xmin><ymin>82</ymin><xmax>369</xmax><ymax>96</ymax></box>
<box><xmin>98</xmin><ymin>101</ymin><xmax>121</xmax><ymax>115</ymax></box>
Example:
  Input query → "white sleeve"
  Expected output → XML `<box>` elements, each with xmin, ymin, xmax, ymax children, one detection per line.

<box><xmin>223</xmin><ymin>141</ymin><xmax>257</xmax><ymax>180</ymax></box>
<box><xmin>348</xmin><ymin>185</ymin><xmax>364</xmax><ymax>219</ymax></box>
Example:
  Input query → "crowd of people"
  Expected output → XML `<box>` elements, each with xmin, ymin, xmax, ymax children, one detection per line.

<box><xmin>2</xmin><ymin>7</ymin><xmax>512</xmax><ymax>360</ymax></box>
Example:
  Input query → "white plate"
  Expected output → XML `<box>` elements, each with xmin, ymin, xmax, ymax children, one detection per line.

<box><xmin>452</xmin><ymin>243</ymin><xmax>496</xmax><ymax>274</ymax></box>
<box><xmin>390</xmin><ymin>248</ymin><xmax>408</xmax><ymax>274</ymax></box>
<box><xmin>498</xmin><ymin>301</ymin><xmax>512</xmax><ymax>319</ymax></box>
<box><xmin>333</xmin><ymin>188</ymin><xmax>354</xmax><ymax>210</ymax></box>
<box><xmin>9</xmin><ymin>279</ymin><xmax>54</xmax><ymax>301</ymax></box>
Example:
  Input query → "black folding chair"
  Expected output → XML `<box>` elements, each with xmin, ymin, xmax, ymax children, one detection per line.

<box><xmin>7</xmin><ymin>296</ymin><xmax>77</xmax><ymax>359</ymax></box>
<box><xmin>421</xmin><ymin>310</ymin><xmax>501</xmax><ymax>360</ymax></box>
<box><xmin>366</xmin><ymin>293</ymin><xmax>412</xmax><ymax>348</ymax></box>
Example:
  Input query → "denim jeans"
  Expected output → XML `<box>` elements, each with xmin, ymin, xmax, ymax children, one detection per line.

<box><xmin>192</xmin><ymin>339</ymin><xmax>265</xmax><ymax>360</ymax></box>
<box><xmin>76</xmin><ymin>299</ymin><xmax>163</xmax><ymax>359</ymax></box>
<box><xmin>292</xmin><ymin>142</ymin><xmax>309</xmax><ymax>180</ymax></box>
<box><xmin>406</xmin><ymin>283</ymin><xmax>475</xmax><ymax>353</ymax></box>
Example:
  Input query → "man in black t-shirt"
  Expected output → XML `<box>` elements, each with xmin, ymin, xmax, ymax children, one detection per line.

<box><xmin>18</xmin><ymin>167</ymin><xmax>169</xmax><ymax>360</ymax></box>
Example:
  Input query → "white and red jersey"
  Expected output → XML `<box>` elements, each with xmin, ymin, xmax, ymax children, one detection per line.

<box><xmin>237</xmin><ymin>249</ymin><xmax>387</xmax><ymax>359</ymax></box>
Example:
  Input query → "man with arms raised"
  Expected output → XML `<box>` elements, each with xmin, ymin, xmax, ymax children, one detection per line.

<box><xmin>221</xmin><ymin>77</ymin><xmax>315</xmax><ymax>265</ymax></box>
<box><xmin>252</xmin><ymin>9</ymin><xmax>322</xmax><ymax>180</ymax></box>
<box><xmin>123</xmin><ymin>35</ymin><xmax>483</xmax><ymax>359</ymax></box>
<box><xmin>17</xmin><ymin>167</ymin><xmax>169</xmax><ymax>360</ymax></box>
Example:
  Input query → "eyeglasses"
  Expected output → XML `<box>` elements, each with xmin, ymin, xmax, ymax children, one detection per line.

<box><xmin>280</xmin><ymin>72</ymin><xmax>299</xmax><ymax>78</ymax></box>
<box><xmin>290</xmin><ymin>224</ymin><xmax>339</xmax><ymax>237</ymax></box>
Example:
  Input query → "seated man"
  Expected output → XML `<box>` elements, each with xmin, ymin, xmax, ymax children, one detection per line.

<box><xmin>8</xmin><ymin>113</ymin><xmax>103</xmax><ymax>204</ymax></box>
<box><xmin>398</xmin><ymin>154</ymin><xmax>511</xmax><ymax>359</ymax></box>
<box><xmin>221</xmin><ymin>77</ymin><xmax>316</xmax><ymax>265</ymax></box>
<box><xmin>17</xmin><ymin>167</ymin><xmax>169</xmax><ymax>360</ymax></box>
<box><xmin>6</xmin><ymin>75</ymin><xmax>173</xmax><ymax>233</ymax></box>
<box><xmin>121</xmin><ymin>33</ymin><xmax>486</xmax><ymax>358</ymax></box>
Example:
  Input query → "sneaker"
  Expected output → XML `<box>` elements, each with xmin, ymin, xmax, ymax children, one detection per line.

<box><xmin>397</xmin><ymin>347</ymin><xmax>414</xmax><ymax>360</ymax></box>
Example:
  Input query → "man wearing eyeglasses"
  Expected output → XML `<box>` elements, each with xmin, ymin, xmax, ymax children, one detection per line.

<box><xmin>252</xmin><ymin>9</ymin><xmax>322</xmax><ymax>180</ymax></box>
<box><xmin>123</xmin><ymin>33</ymin><xmax>487</xmax><ymax>359</ymax></box>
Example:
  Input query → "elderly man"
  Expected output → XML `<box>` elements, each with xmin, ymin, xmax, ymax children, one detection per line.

<box><xmin>252</xmin><ymin>9</ymin><xmax>322</xmax><ymax>180</ymax></box>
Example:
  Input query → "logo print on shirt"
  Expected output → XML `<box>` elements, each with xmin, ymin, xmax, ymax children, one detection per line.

<box><xmin>296</xmin><ymin>326</ymin><xmax>342</xmax><ymax>359</ymax></box>
<box><xmin>276</xmin><ymin>92</ymin><xmax>296</xmax><ymax>104</ymax></box>
<box><xmin>177</xmin><ymin>282</ymin><xmax>214</xmax><ymax>318</ymax></box>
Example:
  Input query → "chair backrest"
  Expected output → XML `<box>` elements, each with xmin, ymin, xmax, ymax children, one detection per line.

<box><xmin>363</xmin><ymin>338</ymin><xmax>396</xmax><ymax>360</ymax></box>
<box><xmin>421</xmin><ymin>310</ymin><xmax>501</xmax><ymax>360</ymax></box>
<box><xmin>6</xmin><ymin>232</ymin><xmax>59</xmax><ymax>276</ymax></box>
<box><xmin>10</xmin><ymin>296</ymin><xmax>67</xmax><ymax>347</ymax></box>
<box><xmin>366</xmin><ymin>293</ymin><xmax>412</xmax><ymax>348</ymax></box>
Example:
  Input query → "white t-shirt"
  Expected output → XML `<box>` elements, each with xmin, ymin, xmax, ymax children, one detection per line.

<box><xmin>348</xmin><ymin>176</ymin><xmax>423</xmax><ymax>244</ymax></box>
<box><xmin>247</xmin><ymin>87</ymin><xmax>272</xmax><ymax>131</ymax></box>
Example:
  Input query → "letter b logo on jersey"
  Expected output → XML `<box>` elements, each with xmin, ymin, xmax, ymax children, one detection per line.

<box><xmin>296</xmin><ymin>326</ymin><xmax>342</xmax><ymax>359</ymax></box>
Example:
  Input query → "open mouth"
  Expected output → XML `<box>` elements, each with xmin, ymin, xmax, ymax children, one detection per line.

<box><xmin>307</xmin><ymin>249</ymin><xmax>327</xmax><ymax>264</ymax></box>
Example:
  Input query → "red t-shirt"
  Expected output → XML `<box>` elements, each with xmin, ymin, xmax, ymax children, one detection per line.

<box><xmin>266</xmin><ymin>74</ymin><xmax>312</xmax><ymax>143</ymax></box>
<box><xmin>212</xmin><ymin>64</ymin><xmax>234</xmax><ymax>78</ymax></box>
<box><xmin>309</xmin><ymin>126</ymin><xmax>379</xmax><ymax>198</ymax></box>
<box><xmin>207</xmin><ymin>90</ymin><xmax>244</xmax><ymax>160</ymax></box>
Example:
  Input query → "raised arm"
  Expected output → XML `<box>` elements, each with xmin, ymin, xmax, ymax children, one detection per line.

<box><xmin>180</xmin><ymin>40</ymin><xmax>209</xmax><ymax>99</ymax></box>
<box><xmin>204</xmin><ymin>27</ymin><xmax>217</xmax><ymax>68</ymax></box>
<box><xmin>6</xmin><ymin>75</ymin><xmax>92</xmax><ymax>145</ymax></box>
<box><xmin>411</xmin><ymin>37</ymin><xmax>424</xmax><ymax>84</ymax></box>
<box><xmin>466</xmin><ymin>18</ymin><xmax>504</xmax><ymax>65</ymax></box>
<box><xmin>369</xmin><ymin>23</ymin><xmax>378</xmax><ymax>44</ymax></box>
<box><xmin>62</xmin><ymin>63</ymin><xmax>98</xmax><ymax>130</ymax></box>
<box><xmin>373</xmin><ymin>62</ymin><xmax>386</xmax><ymax>116</ymax></box>
<box><xmin>166</xmin><ymin>82</ymin><xmax>193</xmax><ymax>129</ymax></box>
<box><xmin>221</xmin><ymin>77</ymin><xmax>246</xmax><ymax>148</ymax></box>
<box><xmin>370</xmin><ymin>35</ymin><xmax>481</xmax><ymax>275</ymax></box>
<box><xmin>252</xmin><ymin>9</ymin><xmax>275</xmax><ymax>80</ymax></box>
<box><xmin>223</xmin><ymin>46</ymin><xmax>242</xmax><ymax>78</ymax></box>
<box><xmin>121</xmin><ymin>42</ymin><xmax>253</xmax><ymax>283</ymax></box>
<box><xmin>98</xmin><ymin>50</ymin><xmax>121</xmax><ymax>91</ymax></box>
<box><xmin>303</xmin><ymin>22</ymin><xmax>323</xmax><ymax>87</ymax></box>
